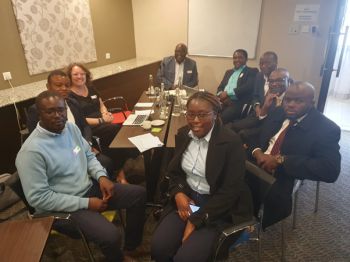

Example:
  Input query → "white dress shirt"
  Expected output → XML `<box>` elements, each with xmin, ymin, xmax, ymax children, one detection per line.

<box><xmin>174</xmin><ymin>62</ymin><xmax>184</xmax><ymax>86</ymax></box>
<box><xmin>181</xmin><ymin>126</ymin><xmax>214</xmax><ymax>194</ymax></box>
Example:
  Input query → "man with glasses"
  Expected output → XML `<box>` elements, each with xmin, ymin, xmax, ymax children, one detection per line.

<box><xmin>26</xmin><ymin>70</ymin><xmax>118</xmax><ymax>180</ymax></box>
<box><xmin>17</xmin><ymin>91</ymin><xmax>146</xmax><ymax>262</ymax></box>
<box><xmin>229</xmin><ymin>68</ymin><xmax>291</xmax><ymax>144</ymax></box>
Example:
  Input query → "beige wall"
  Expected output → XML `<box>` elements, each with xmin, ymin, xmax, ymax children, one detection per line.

<box><xmin>0</xmin><ymin>0</ymin><xmax>136</xmax><ymax>91</ymax></box>
<box><xmin>132</xmin><ymin>0</ymin><xmax>337</xmax><ymax>100</ymax></box>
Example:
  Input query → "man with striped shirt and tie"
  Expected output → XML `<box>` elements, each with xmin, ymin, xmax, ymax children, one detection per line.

<box><xmin>248</xmin><ymin>81</ymin><xmax>341</xmax><ymax>228</ymax></box>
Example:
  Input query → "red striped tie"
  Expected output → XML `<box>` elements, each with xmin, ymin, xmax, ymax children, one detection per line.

<box><xmin>270</xmin><ymin>120</ymin><xmax>294</xmax><ymax>155</ymax></box>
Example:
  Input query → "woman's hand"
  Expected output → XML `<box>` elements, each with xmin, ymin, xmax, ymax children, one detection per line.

<box><xmin>182</xmin><ymin>220</ymin><xmax>195</xmax><ymax>243</ymax></box>
<box><xmin>175</xmin><ymin>192</ymin><xmax>194</xmax><ymax>221</ymax></box>
<box><xmin>101</xmin><ymin>111</ymin><xmax>114</xmax><ymax>123</ymax></box>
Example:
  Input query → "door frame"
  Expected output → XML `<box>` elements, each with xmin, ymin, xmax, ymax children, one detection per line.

<box><xmin>317</xmin><ymin>0</ymin><xmax>348</xmax><ymax>112</ymax></box>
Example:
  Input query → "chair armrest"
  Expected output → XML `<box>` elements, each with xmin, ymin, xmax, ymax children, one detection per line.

<box><xmin>221</xmin><ymin>218</ymin><xmax>258</xmax><ymax>237</ymax></box>
<box><xmin>103</xmin><ymin>96</ymin><xmax>125</xmax><ymax>103</ymax></box>
<box><xmin>245</xmin><ymin>160</ymin><xmax>276</xmax><ymax>185</ymax></box>
<box><xmin>32</xmin><ymin>212</ymin><xmax>71</xmax><ymax>220</ymax></box>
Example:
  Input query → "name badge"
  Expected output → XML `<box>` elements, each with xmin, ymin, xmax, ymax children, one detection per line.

<box><xmin>187</xmin><ymin>70</ymin><xmax>192</xmax><ymax>74</ymax></box>
<box><xmin>73</xmin><ymin>146</ymin><xmax>81</xmax><ymax>155</ymax></box>
<box><xmin>91</xmin><ymin>95</ymin><xmax>97</xmax><ymax>99</ymax></box>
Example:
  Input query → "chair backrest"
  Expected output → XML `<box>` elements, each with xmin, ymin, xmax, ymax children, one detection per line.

<box><xmin>8</xmin><ymin>171</ymin><xmax>36</xmax><ymax>215</ymax></box>
<box><xmin>245</xmin><ymin>160</ymin><xmax>276</xmax><ymax>217</ymax></box>
<box><xmin>103</xmin><ymin>96</ymin><xmax>132</xmax><ymax>124</ymax></box>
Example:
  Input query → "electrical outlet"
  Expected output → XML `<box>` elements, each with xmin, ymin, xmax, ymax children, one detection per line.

<box><xmin>288</xmin><ymin>24</ymin><xmax>300</xmax><ymax>35</ymax></box>
<box><xmin>105</xmin><ymin>53</ymin><xmax>111</xmax><ymax>59</ymax></box>
<box><xmin>3</xmin><ymin>72</ymin><xmax>12</xmax><ymax>80</ymax></box>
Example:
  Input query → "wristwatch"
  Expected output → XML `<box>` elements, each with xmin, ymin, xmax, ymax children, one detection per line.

<box><xmin>275</xmin><ymin>154</ymin><xmax>285</xmax><ymax>165</ymax></box>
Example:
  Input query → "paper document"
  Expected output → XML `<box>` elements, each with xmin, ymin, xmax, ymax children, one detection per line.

<box><xmin>128</xmin><ymin>133</ymin><xmax>164</xmax><ymax>152</ymax></box>
<box><xmin>135</xmin><ymin>109</ymin><xmax>153</xmax><ymax>115</ymax></box>
<box><xmin>134</xmin><ymin>102</ymin><xmax>153</xmax><ymax>108</ymax></box>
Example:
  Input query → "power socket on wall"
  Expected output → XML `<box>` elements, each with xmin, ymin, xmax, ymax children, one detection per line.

<box><xmin>288</xmin><ymin>24</ymin><xmax>300</xmax><ymax>35</ymax></box>
<box><xmin>3</xmin><ymin>72</ymin><xmax>12</xmax><ymax>80</ymax></box>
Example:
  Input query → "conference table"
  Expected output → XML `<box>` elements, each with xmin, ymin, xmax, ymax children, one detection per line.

<box><xmin>109</xmin><ymin>90</ymin><xmax>195</xmax><ymax>199</ymax></box>
<box><xmin>110</xmin><ymin>91</ymin><xmax>178</xmax><ymax>200</ymax></box>
<box><xmin>0</xmin><ymin>216</ymin><xmax>54</xmax><ymax>262</ymax></box>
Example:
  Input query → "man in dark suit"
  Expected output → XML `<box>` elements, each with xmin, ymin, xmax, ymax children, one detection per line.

<box><xmin>156</xmin><ymin>43</ymin><xmax>198</xmax><ymax>89</ymax></box>
<box><xmin>229</xmin><ymin>68</ymin><xmax>291</xmax><ymax>141</ymax></box>
<box><xmin>251</xmin><ymin>51</ymin><xmax>278</xmax><ymax>117</ymax></box>
<box><xmin>216</xmin><ymin>49</ymin><xmax>258</xmax><ymax>123</ymax></box>
<box><xmin>249</xmin><ymin>81</ymin><xmax>341</xmax><ymax>227</ymax></box>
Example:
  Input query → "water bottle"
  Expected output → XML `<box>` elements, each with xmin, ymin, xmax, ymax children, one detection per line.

<box><xmin>159</xmin><ymin>83</ymin><xmax>167</xmax><ymax>119</ymax></box>
<box><xmin>172</xmin><ymin>86</ymin><xmax>181</xmax><ymax>117</ymax></box>
<box><xmin>148</xmin><ymin>74</ymin><xmax>154</xmax><ymax>96</ymax></box>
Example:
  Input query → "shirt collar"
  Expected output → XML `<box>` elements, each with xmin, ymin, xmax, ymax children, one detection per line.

<box><xmin>188</xmin><ymin>124</ymin><xmax>215</xmax><ymax>142</ymax></box>
<box><xmin>234</xmin><ymin>65</ymin><xmax>246</xmax><ymax>71</ymax></box>
<box><xmin>37</xmin><ymin>122</ymin><xmax>66</xmax><ymax>136</ymax></box>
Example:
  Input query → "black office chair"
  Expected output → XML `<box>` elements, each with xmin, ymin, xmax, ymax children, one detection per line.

<box><xmin>212</xmin><ymin>160</ymin><xmax>276</xmax><ymax>261</ymax></box>
<box><xmin>8</xmin><ymin>172</ymin><xmax>95</xmax><ymax>262</ymax></box>
<box><xmin>103</xmin><ymin>96</ymin><xmax>131</xmax><ymax>124</ymax></box>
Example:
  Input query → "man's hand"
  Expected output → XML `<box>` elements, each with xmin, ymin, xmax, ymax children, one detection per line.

<box><xmin>254</xmin><ymin>150</ymin><xmax>279</xmax><ymax>173</ymax></box>
<box><xmin>182</xmin><ymin>220</ymin><xmax>195</xmax><ymax>243</ymax></box>
<box><xmin>260</xmin><ymin>155</ymin><xmax>279</xmax><ymax>173</ymax></box>
<box><xmin>91</xmin><ymin>147</ymin><xmax>100</xmax><ymax>154</ymax></box>
<box><xmin>99</xmin><ymin>176</ymin><xmax>115</xmax><ymax>201</ymax></box>
<box><xmin>174</xmin><ymin>192</ymin><xmax>194</xmax><ymax>221</ymax></box>
<box><xmin>255</xmin><ymin>105</ymin><xmax>261</xmax><ymax>117</ymax></box>
<box><xmin>260</xmin><ymin>92</ymin><xmax>278</xmax><ymax>116</ymax></box>
<box><xmin>88</xmin><ymin>197</ymin><xmax>108</xmax><ymax>212</ymax></box>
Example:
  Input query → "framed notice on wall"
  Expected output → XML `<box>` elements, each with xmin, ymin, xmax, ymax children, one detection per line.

<box><xmin>11</xmin><ymin>0</ymin><xmax>97</xmax><ymax>75</ymax></box>
<box><xmin>188</xmin><ymin>0</ymin><xmax>262</xmax><ymax>58</ymax></box>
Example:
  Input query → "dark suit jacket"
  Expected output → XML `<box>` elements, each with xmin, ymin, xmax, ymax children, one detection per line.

<box><xmin>251</xmin><ymin>72</ymin><xmax>266</xmax><ymax>107</ymax></box>
<box><xmin>27</xmin><ymin>98</ymin><xmax>92</xmax><ymax>142</ymax></box>
<box><xmin>166</xmin><ymin>123</ymin><xmax>253</xmax><ymax>228</ymax></box>
<box><xmin>249</xmin><ymin>107</ymin><xmax>341</xmax><ymax>227</ymax></box>
<box><xmin>217</xmin><ymin>66</ymin><xmax>258</xmax><ymax>105</ymax></box>
<box><xmin>156</xmin><ymin>56</ymin><xmax>198</xmax><ymax>89</ymax></box>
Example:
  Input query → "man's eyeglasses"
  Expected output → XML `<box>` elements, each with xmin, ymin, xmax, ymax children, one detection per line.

<box><xmin>268</xmin><ymin>78</ymin><xmax>288</xmax><ymax>84</ymax></box>
<box><xmin>185</xmin><ymin>111</ymin><xmax>214</xmax><ymax>120</ymax></box>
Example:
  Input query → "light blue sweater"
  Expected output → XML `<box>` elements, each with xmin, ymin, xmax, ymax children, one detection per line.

<box><xmin>15</xmin><ymin>122</ymin><xmax>107</xmax><ymax>213</ymax></box>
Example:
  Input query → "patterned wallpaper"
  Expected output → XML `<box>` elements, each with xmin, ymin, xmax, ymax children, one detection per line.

<box><xmin>11</xmin><ymin>0</ymin><xmax>97</xmax><ymax>75</ymax></box>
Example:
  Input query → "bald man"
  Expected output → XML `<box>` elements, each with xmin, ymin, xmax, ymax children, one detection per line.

<box><xmin>156</xmin><ymin>43</ymin><xmax>198</xmax><ymax>89</ymax></box>
<box><xmin>248</xmin><ymin>81</ymin><xmax>341</xmax><ymax>228</ymax></box>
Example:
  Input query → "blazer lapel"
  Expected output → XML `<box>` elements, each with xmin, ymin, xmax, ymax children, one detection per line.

<box><xmin>205</xmin><ymin>126</ymin><xmax>228</xmax><ymax>187</ymax></box>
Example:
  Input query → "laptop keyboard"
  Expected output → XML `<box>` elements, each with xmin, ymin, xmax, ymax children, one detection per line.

<box><xmin>132</xmin><ymin>115</ymin><xmax>148</xmax><ymax>125</ymax></box>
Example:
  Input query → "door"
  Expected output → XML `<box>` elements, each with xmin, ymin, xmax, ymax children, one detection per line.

<box><xmin>318</xmin><ymin>0</ymin><xmax>350</xmax><ymax>130</ymax></box>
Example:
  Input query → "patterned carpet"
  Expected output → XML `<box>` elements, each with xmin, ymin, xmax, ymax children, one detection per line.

<box><xmin>1</xmin><ymin>131</ymin><xmax>349</xmax><ymax>262</ymax></box>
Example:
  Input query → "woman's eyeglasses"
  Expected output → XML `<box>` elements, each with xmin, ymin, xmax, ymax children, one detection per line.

<box><xmin>185</xmin><ymin>111</ymin><xmax>214</xmax><ymax>120</ymax></box>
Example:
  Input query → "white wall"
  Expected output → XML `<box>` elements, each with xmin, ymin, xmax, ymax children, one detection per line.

<box><xmin>132</xmin><ymin>0</ymin><xmax>337</xmax><ymax>99</ymax></box>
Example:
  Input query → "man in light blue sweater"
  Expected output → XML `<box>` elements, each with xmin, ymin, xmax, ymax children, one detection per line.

<box><xmin>16</xmin><ymin>90</ymin><xmax>146</xmax><ymax>262</ymax></box>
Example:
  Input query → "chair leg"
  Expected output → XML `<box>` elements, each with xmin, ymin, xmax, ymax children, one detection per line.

<box><xmin>257</xmin><ymin>225</ymin><xmax>262</xmax><ymax>262</ymax></box>
<box><xmin>314</xmin><ymin>181</ymin><xmax>320</xmax><ymax>213</ymax></box>
<box><xmin>292</xmin><ymin>190</ymin><xmax>299</xmax><ymax>229</ymax></box>
<box><xmin>76</xmin><ymin>227</ymin><xmax>95</xmax><ymax>262</ymax></box>
<box><xmin>281</xmin><ymin>220</ymin><xmax>286</xmax><ymax>262</ymax></box>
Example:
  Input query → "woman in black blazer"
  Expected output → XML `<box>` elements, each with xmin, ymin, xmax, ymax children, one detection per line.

<box><xmin>151</xmin><ymin>91</ymin><xmax>253</xmax><ymax>262</ymax></box>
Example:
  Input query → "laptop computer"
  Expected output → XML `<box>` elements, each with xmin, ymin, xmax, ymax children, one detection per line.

<box><xmin>122</xmin><ymin>114</ymin><xmax>149</xmax><ymax>126</ymax></box>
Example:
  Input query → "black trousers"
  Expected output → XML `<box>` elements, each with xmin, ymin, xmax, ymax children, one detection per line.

<box><xmin>57</xmin><ymin>181</ymin><xmax>146</xmax><ymax>262</ymax></box>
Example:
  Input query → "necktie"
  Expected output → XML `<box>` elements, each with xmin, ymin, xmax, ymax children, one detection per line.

<box><xmin>270</xmin><ymin>120</ymin><xmax>294</xmax><ymax>155</ymax></box>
